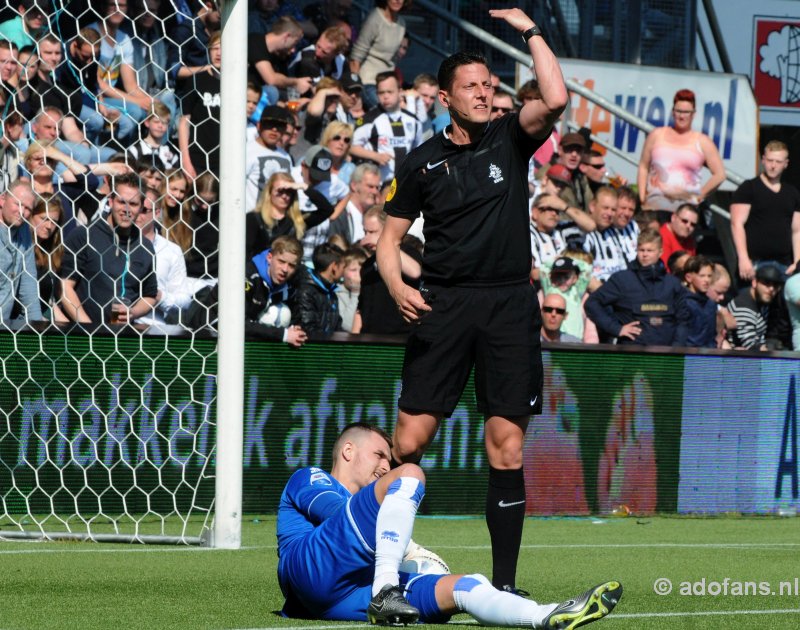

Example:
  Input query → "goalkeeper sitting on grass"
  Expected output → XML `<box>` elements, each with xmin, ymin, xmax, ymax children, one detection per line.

<box><xmin>276</xmin><ymin>422</ymin><xmax>622</xmax><ymax>628</ymax></box>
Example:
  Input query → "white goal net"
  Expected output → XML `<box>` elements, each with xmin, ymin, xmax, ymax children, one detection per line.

<box><xmin>0</xmin><ymin>0</ymin><xmax>245</xmax><ymax>545</ymax></box>
<box><xmin>0</xmin><ymin>333</ymin><xmax>218</xmax><ymax>543</ymax></box>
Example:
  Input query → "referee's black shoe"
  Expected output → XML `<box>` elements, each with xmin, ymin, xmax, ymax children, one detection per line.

<box><xmin>367</xmin><ymin>584</ymin><xmax>419</xmax><ymax>626</ymax></box>
<box><xmin>542</xmin><ymin>581</ymin><xmax>623</xmax><ymax>629</ymax></box>
<box><xmin>501</xmin><ymin>585</ymin><xmax>531</xmax><ymax>597</ymax></box>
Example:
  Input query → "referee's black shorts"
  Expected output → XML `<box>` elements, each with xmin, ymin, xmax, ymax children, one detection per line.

<box><xmin>398</xmin><ymin>282</ymin><xmax>543</xmax><ymax>418</ymax></box>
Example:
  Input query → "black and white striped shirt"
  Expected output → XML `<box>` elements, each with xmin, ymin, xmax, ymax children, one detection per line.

<box><xmin>727</xmin><ymin>289</ymin><xmax>768</xmax><ymax>349</ymax></box>
<box><xmin>126</xmin><ymin>139</ymin><xmax>180</xmax><ymax>170</ymax></box>
<box><xmin>614</xmin><ymin>221</ymin><xmax>640</xmax><ymax>263</ymax></box>
<box><xmin>584</xmin><ymin>228</ymin><xmax>629</xmax><ymax>282</ymax></box>
<box><xmin>353</xmin><ymin>107</ymin><xmax>423</xmax><ymax>183</ymax></box>
<box><xmin>530</xmin><ymin>221</ymin><xmax>566</xmax><ymax>269</ymax></box>
<box><xmin>555</xmin><ymin>220</ymin><xmax>586</xmax><ymax>250</ymax></box>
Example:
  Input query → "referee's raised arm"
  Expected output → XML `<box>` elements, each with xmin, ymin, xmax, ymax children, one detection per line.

<box><xmin>489</xmin><ymin>8</ymin><xmax>568</xmax><ymax>139</ymax></box>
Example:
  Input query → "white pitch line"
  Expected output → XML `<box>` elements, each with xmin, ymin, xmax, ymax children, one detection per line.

<box><xmin>613</xmin><ymin>608</ymin><xmax>800</xmax><ymax>619</ymax></box>
<box><xmin>3</xmin><ymin>541</ymin><xmax>799</xmax><ymax>555</ymax></box>
<box><xmin>437</xmin><ymin>543</ymin><xmax>800</xmax><ymax>549</ymax></box>
<box><xmin>0</xmin><ymin>544</ymin><xmax>268</xmax><ymax>555</ymax></box>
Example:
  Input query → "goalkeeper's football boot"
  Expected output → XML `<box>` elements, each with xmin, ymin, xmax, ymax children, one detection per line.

<box><xmin>367</xmin><ymin>584</ymin><xmax>419</xmax><ymax>626</ymax></box>
<box><xmin>541</xmin><ymin>581</ymin><xmax>623</xmax><ymax>629</ymax></box>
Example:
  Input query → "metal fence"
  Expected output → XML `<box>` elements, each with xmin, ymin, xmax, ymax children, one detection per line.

<box><xmin>391</xmin><ymin>0</ymin><xmax>699</xmax><ymax>87</ymax></box>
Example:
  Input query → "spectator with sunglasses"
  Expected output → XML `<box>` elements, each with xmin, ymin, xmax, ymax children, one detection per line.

<box><xmin>533</xmin><ymin>166</ymin><xmax>596</xmax><ymax>249</ymax></box>
<box><xmin>545</xmin><ymin>132</ymin><xmax>592</xmax><ymax>212</ymax></box>
<box><xmin>659</xmin><ymin>202</ymin><xmax>698</xmax><ymax>268</ymax></box>
<box><xmin>245</xmin><ymin>105</ymin><xmax>294</xmax><ymax>212</ymax></box>
<box><xmin>540</xmin><ymin>293</ymin><xmax>581</xmax><ymax>343</ymax></box>
<box><xmin>489</xmin><ymin>89</ymin><xmax>515</xmax><ymax>121</ymax></box>
<box><xmin>539</xmin><ymin>253</ymin><xmax>597</xmax><ymax>342</ymax></box>
<box><xmin>339</xmin><ymin>72</ymin><xmax>366</xmax><ymax>124</ymax></box>
<box><xmin>529</xmin><ymin>193</ymin><xmax>565</xmax><ymax>285</ymax></box>
<box><xmin>320</xmin><ymin>120</ymin><xmax>355</xmax><ymax>186</ymax></box>
<box><xmin>579</xmin><ymin>150</ymin><xmax>627</xmax><ymax>199</ymax></box>
<box><xmin>245</xmin><ymin>171</ymin><xmax>334</xmax><ymax>261</ymax></box>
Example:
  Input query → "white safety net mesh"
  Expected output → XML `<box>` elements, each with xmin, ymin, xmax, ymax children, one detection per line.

<box><xmin>0</xmin><ymin>0</ymin><xmax>224</xmax><ymax>544</ymax></box>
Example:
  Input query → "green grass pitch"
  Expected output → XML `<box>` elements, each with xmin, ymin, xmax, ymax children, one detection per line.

<box><xmin>1</xmin><ymin>515</ymin><xmax>799</xmax><ymax>629</ymax></box>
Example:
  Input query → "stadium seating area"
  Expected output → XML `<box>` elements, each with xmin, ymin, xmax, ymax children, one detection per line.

<box><xmin>0</xmin><ymin>0</ymin><xmax>794</xmax><ymax>352</ymax></box>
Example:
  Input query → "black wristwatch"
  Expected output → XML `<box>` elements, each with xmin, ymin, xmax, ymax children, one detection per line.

<box><xmin>522</xmin><ymin>25</ymin><xmax>542</xmax><ymax>43</ymax></box>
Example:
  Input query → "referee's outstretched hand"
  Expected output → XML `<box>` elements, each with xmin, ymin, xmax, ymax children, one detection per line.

<box><xmin>391</xmin><ymin>285</ymin><xmax>431</xmax><ymax>324</ymax></box>
<box><xmin>488</xmin><ymin>8</ymin><xmax>536</xmax><ymax>33</ymax></box>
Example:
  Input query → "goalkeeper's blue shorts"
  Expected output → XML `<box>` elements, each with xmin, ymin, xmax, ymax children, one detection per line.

<box><xmin>278</xmin><ymin>479</ymin><xmax>450</xmax><ymax>623</ymax></box>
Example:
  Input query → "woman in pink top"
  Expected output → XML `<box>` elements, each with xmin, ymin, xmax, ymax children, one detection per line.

<box><xmin>637</xmin><ymin>89</ymin><xmax>726</xmax><ymax>214</ymax></box>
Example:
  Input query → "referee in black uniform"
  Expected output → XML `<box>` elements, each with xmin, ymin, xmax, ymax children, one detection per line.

<box><xmin>376</xmin><ymin>8</ymin><xmax>567</xmax><ymax>593</ymax></box>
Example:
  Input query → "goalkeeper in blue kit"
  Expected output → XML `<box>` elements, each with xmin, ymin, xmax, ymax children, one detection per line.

<box><xmin>276</xmin><ymin>423</ymin><xmax>623</xmax><ymax>628</ymax></box>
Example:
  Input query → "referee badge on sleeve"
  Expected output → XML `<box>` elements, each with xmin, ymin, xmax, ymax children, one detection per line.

<box><xmin>386</xmin><ymin>178</ymin><xmax>397</xmax><ymax>202</ymax></box>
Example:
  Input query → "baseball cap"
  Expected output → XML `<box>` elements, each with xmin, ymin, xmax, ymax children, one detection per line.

<box><xmin>551</xmin><ymin>257</ymin><xmax>580</xmax><ymax>275</ymax></box>
<box><xmin>340</xmin><ymin>72</ymin><xmax>364</xmax><ymax>92</ymax></box>
<box><xmin>560</xmin><ymin>132</ymin><xmax>586</xmax><ymax>149</ymax></box>
<box><xmin>755</xmin><ymin>264</ymin><xmax>785</xmax><ymax>285</ymax></box>
<box><xmin>546</xmin><ymin>164</ymin><xmax>572</xmax><ymax>185</ymax></box>
<box><xmin>260</xmin><ymin>105</ymin><xmax>292</xmax><ymax>126</ymax></box>
<box><xmin>303</xmin><ymin>145</ymin><xmax>333</xmax><ymax>182</ymax></box>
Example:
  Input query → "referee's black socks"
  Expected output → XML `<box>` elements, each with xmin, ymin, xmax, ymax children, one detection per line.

<box><xmin>486</xmin><ymin>466</ymin><xmax>525</xmax><ymax>590</ymax></box>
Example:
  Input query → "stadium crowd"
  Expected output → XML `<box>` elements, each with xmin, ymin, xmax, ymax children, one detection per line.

<box><xmin>0</xmin><ymin>0</ymin><xmax>798</xmax><ymax>352</ymax></box>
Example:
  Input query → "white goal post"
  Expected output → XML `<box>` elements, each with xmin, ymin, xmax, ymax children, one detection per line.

<box><xmin>213</xmin><ymin>0</ymin><xmax>246</xmax><ymax>550</ymax></box>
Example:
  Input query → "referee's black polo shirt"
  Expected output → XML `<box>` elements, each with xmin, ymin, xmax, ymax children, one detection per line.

<box><xmin>384</xmin><ymin>114</ymin><xmax>545</xmax><ymax>287</ymax></box>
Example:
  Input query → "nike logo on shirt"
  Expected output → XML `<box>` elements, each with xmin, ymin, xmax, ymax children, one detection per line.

<box><xmin>498</xmin><ymin>500</ymin><xmax>526</xmax><ymax>508</ymax></box>
<box><xmin>426</xmin><ymin>158</ymin><xmax>447</xmax><ymax>170</ymax></box>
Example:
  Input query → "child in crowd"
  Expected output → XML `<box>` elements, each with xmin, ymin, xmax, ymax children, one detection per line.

<box><xmin>246</xmin><ymin>82</ymin><xmax>261</xmax><ymax>128</ymax></box>
<box><xmin>136</xmin><ymin>157</ymin><xmax>166</xmax><ymax>194</ymax></box>
<box><xmin>246</xmin><ymin>81</ymin><xmax>276</xmax><ymax>141</ymax></box>
<box><xmin>127</xmin><ymin>101</ymin><xmax>179</xmax><ymax>169</ymax></box>
<box><xmin>708</xmin><ymin>263</ymin><xmax>735</xmax><ymax>348</ymax></box>
<box><xmin>682</xmin><ymin>255</ymin><xmax>717</xmax><ymax>348</ymax></box>
<box><xmin>337</xmin><ymin>246</ymin><xmax>367</xmax><ymax>332</ymax></box>
<box><xmin>290</xmin><ymin>242</ymin><xmax>344</xmax><ymax>334</ymax></box>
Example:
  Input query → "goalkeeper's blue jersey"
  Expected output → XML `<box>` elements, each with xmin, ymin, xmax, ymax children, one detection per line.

<box><xmin>276</xmin><ymin>466</ymin><xmax>352</xmax><ymax>555</ymax></box>
<box><xmin>276</xmin><ymin>466</ymin><xmax>378</xmax><ymax>619</ymax></box>
<box><xmin>275</xmin><ymin>467</ymin><xmax>447</xmax><ymax>622</ymax></box>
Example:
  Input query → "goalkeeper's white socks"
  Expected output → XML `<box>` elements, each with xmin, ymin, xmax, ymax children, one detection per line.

<box><xmin>372</xmin><ymin>477</ymin><xmax>424</xmax><ymax>596</ymax></box>
<box><xmin>453</xmin><ymin>573</ymin><xmax>557</xmax><ymax>627</ymax></box>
